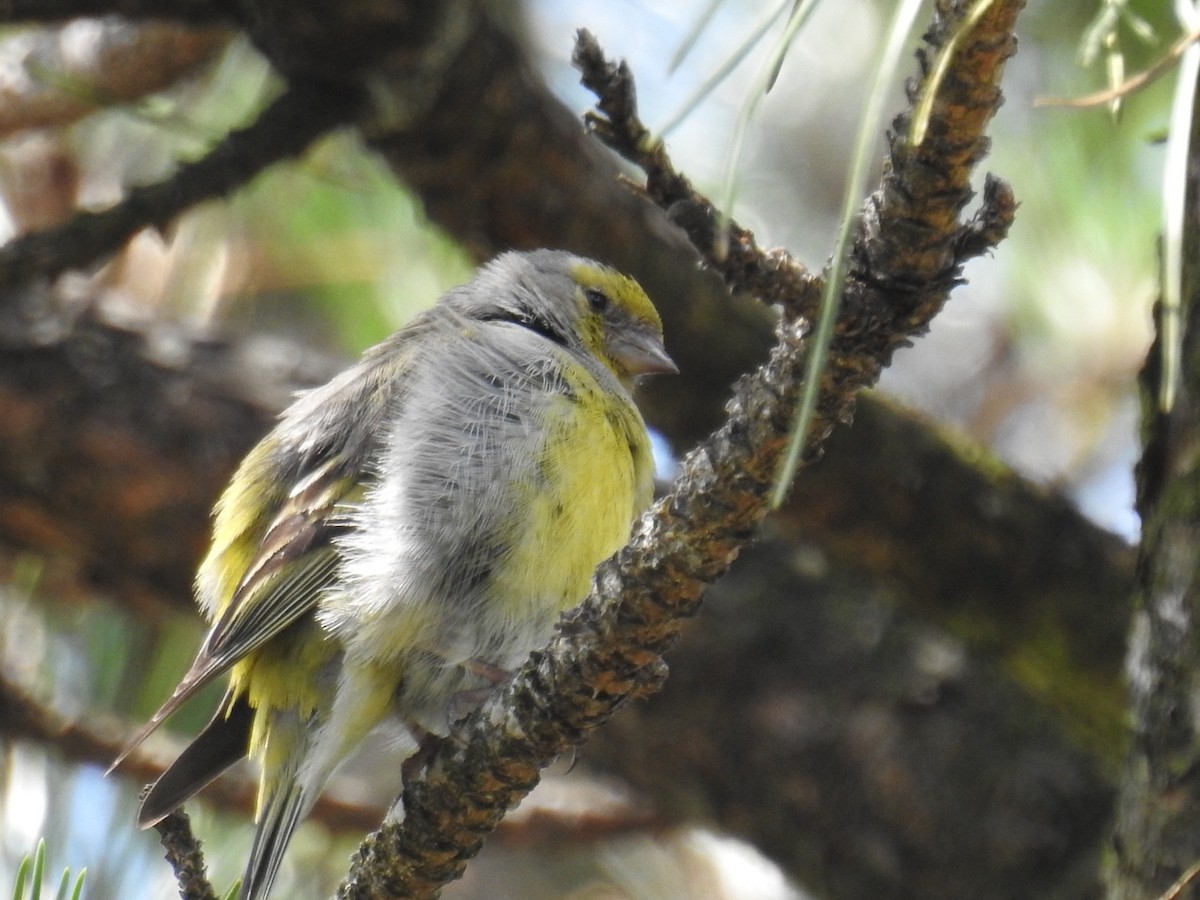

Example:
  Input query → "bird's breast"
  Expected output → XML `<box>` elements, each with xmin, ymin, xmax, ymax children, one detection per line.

<box><xmin>486</xmin><ymin>382</ymin><xmax>648</xmax><ymax>636</ymax></box>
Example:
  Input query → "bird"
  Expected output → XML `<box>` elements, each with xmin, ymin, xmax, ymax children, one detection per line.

<box><xmin>109</xmin><ymin>249</ymin><xmax>676</xmax><ymax>900</ymax></box>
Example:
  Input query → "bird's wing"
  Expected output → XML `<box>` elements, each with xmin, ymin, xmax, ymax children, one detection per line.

<box><xmin>107</xmin><ymin>463</ymin><xmax>356</xmax><ymax>772</ymax></box>
<box><xmin>200</xmin><ymin>460</ymin><xmax>357</xmax><ymax>674</ymax></box>
<box><xmin>109</xmin><ymin>325</ymin><xmax>425</xmax><ymax>772</ymax></box>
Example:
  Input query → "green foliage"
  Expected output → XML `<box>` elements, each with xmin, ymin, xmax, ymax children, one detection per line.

<box><xmin>10</xmin><ymin>841</ymin><xmax>85</xmax><ymax>900</ymax></box>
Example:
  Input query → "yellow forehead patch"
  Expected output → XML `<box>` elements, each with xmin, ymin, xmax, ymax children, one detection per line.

<box><xmin>570</xmin><ymin>262</ymin><xmax>663</xmax><ymax>332</ymax></box>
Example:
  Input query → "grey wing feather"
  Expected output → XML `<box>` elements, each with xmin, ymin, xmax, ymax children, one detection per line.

<box><xmin>107</xmin><ymin>542</ymin><xmax>340</xmax><ymax>774</ymax></box>
<box><xmin>111</xmin><ymin>325</ymin><xmax>423</xmax><ymax>773</ymax></box>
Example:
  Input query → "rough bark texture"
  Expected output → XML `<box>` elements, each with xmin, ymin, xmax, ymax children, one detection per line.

<box><xmin>792</xmin><ymin>395</ymin><xmax>1135</xmax><ymax>762</ymax></box>
<box><xmin>153</xmin><ymin>808</ymin><xmax>219</xmax><ymax>900</ymax></box>
<box><xmin>590</xmin><ymin>539</ymin><xmax>1113</xmax><ymax>900</ymax></box>
<box><xmin>1105</xmin><ymin>64</ymin><xmax>1200</xmax><ymax>900</ymax></box>
<box><xmin>0</xmin><ymin>299</ymin><xmax>337</xmax><ymax>609</ymax></box>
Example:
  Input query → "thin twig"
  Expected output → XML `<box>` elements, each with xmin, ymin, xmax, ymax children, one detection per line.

<box><xmin>153</xmin><ymin>807</ymin><xmax>220</xmax><ymax>900</ymax></box>
<box><xmin>572</xmin><ymin>28</ymin><xmax>820</xmax><ymax>320</ymax></box>
<box><xmin>1036</xmin><ymin>22</ymin><xmax>1200</xmax><ymax>108</ymax></box>
<box><xmin>0</xmin><ymin>78</ymin><xmax>365</xmax><ymax>290</ymax></box>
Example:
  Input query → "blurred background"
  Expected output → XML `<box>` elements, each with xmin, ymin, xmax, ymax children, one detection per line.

<box><xmin>0</xmin><ymin>0</ymin><xmax>1171</xmax><ymax>897</ymax></box>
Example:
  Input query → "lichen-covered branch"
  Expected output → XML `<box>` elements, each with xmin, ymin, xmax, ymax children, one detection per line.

<box><xmin>573</xmin><ymin>29</ymin><xmax>820</xmax><ymax>318</ymax></box>
<box><xmin>792</xmin><ymin>397</ymin><xmax>1134</xmax><ymax>762</ymax></box>
<box><xmin>337</xmin><ymin>2</ymin><xmax>1023</xmax><ymax>893</ymax></box>
<box><xmin>591</xmin><ymin>539</ymin><xmax>1113</xmax><ymax>900</ymax></box>
<box><xmin>153</xmin><ymin>808</ymin><xmax>219</xmax><ymax>900</ymax></box>
<box><xmin>1105</xmin><ymin>57</ymin><xmax>1200</xmax><ymax>900</ymax></box>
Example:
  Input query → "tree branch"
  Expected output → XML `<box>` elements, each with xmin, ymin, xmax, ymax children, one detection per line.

<box><xmin>0</xmin><ymin>299</ymin><xmax>337</xmax><ymax>609</ymax></box>
<box><xmin>0</xmin><ymin>0</ymin><xmax>236</xmax><ymax>24</ymax></box>
<box><xmin>589</xmin><ymin>539</ymin><xmax>1112</xmax><ymax>900</ymax></box>
<box><xmin>1105</xmin><ymin>37</ymin><xmax>1200</xmax><ymax>899</ymax></box>
<box><xmin>573</xmin><ymin>30</ymin><xmax>819</xmax><ymax>317</ymax></box>
<box><xmin>337</xmin><ymin>3</ymin><xmax>1024</xmax><ymax>893</ymax></box>
<box><xmin>153</xmin><ymin>808</ymin><xmax>219</xmax><ymax>900</ymax></box>
<box><xmin>0</xmin><ymin>77</ymin><xmax>365</xmax><ymax>290</ymax></box>
<box><xmin>789</xmin><ymin>395</ymin><xmax>1135</xmax><ymax>760</ymax></box>
<box><xmin>0</xmin><ymin>20</ymin><xmax>231</xmax><ymax>138</ymax></box>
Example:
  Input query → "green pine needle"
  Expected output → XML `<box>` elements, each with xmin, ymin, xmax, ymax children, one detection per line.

<box><xmin>659</xmin><ymin>0</ymin><xmax>792</xmax><ymax>137</ymax></box>
<box><xmin>30</xmin><ymin>841</ymin><xmax>44</xmax><ymax>900</ymax></box>
<box><xmin>9</xmin><ymin>842</ymin><xmax>85</xmax><ymax>900</ymax></box>
<box><xmin>11</xmin><ymin>855</ymin><xmax>30</xmax><ymax>900</ymax></box>
<box><xmin>770</xmin><ymin>0</ymin><xmax>927</xmax><ymax>508</ymax></box>
<box><xmin>668</xmin><ymin>0</ymin><xmax>728</xmax><ymax>73</ymax></box>
<box><xmin>1159</xmin><ymin>17</ymin><xmax>1200</xmax><ymax>412</ymax></box>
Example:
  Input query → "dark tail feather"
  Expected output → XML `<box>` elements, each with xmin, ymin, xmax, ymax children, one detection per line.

<box><xmin>239</xmin><ymin>780</ymin><xmax>309</xmax><ymax>900</ymax></box>
<box><xmin>108</xmin><ymin>650</ymin><xmax>230</xmax><ymax>775</ymax></box>
<box><xmin>138</xmin><ymin>693</ymin><xmax>254</xmax><ymax>827</ymax></box>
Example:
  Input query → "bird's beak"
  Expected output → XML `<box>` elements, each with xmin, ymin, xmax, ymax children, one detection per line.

<box><xmin>609</xmin><ymin>329</ymin><xmax>679</xmax><ymax>377</ymax></box>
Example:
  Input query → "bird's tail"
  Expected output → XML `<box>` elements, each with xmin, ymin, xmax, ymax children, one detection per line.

<box><xmin>238</xmin><ymin>775</ymin><xmax>313</xmax><ymax>900</ymax></box>
<box><xmin>237</xmin><ymin>661</ymin><xmax>396</xmax><ymax>900</ymax></box>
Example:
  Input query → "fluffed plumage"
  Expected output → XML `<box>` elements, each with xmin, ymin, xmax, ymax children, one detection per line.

<box><xmin>110</xmin><ymin>249</ymin><xmax>675</xmax><ymax>900</ymax></box>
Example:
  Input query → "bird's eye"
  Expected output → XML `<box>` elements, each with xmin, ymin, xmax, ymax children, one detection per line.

<box><xmin>585</xmin><ymin>288</ymin><xmax>609</xmax><ymax>312</ymax></box>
